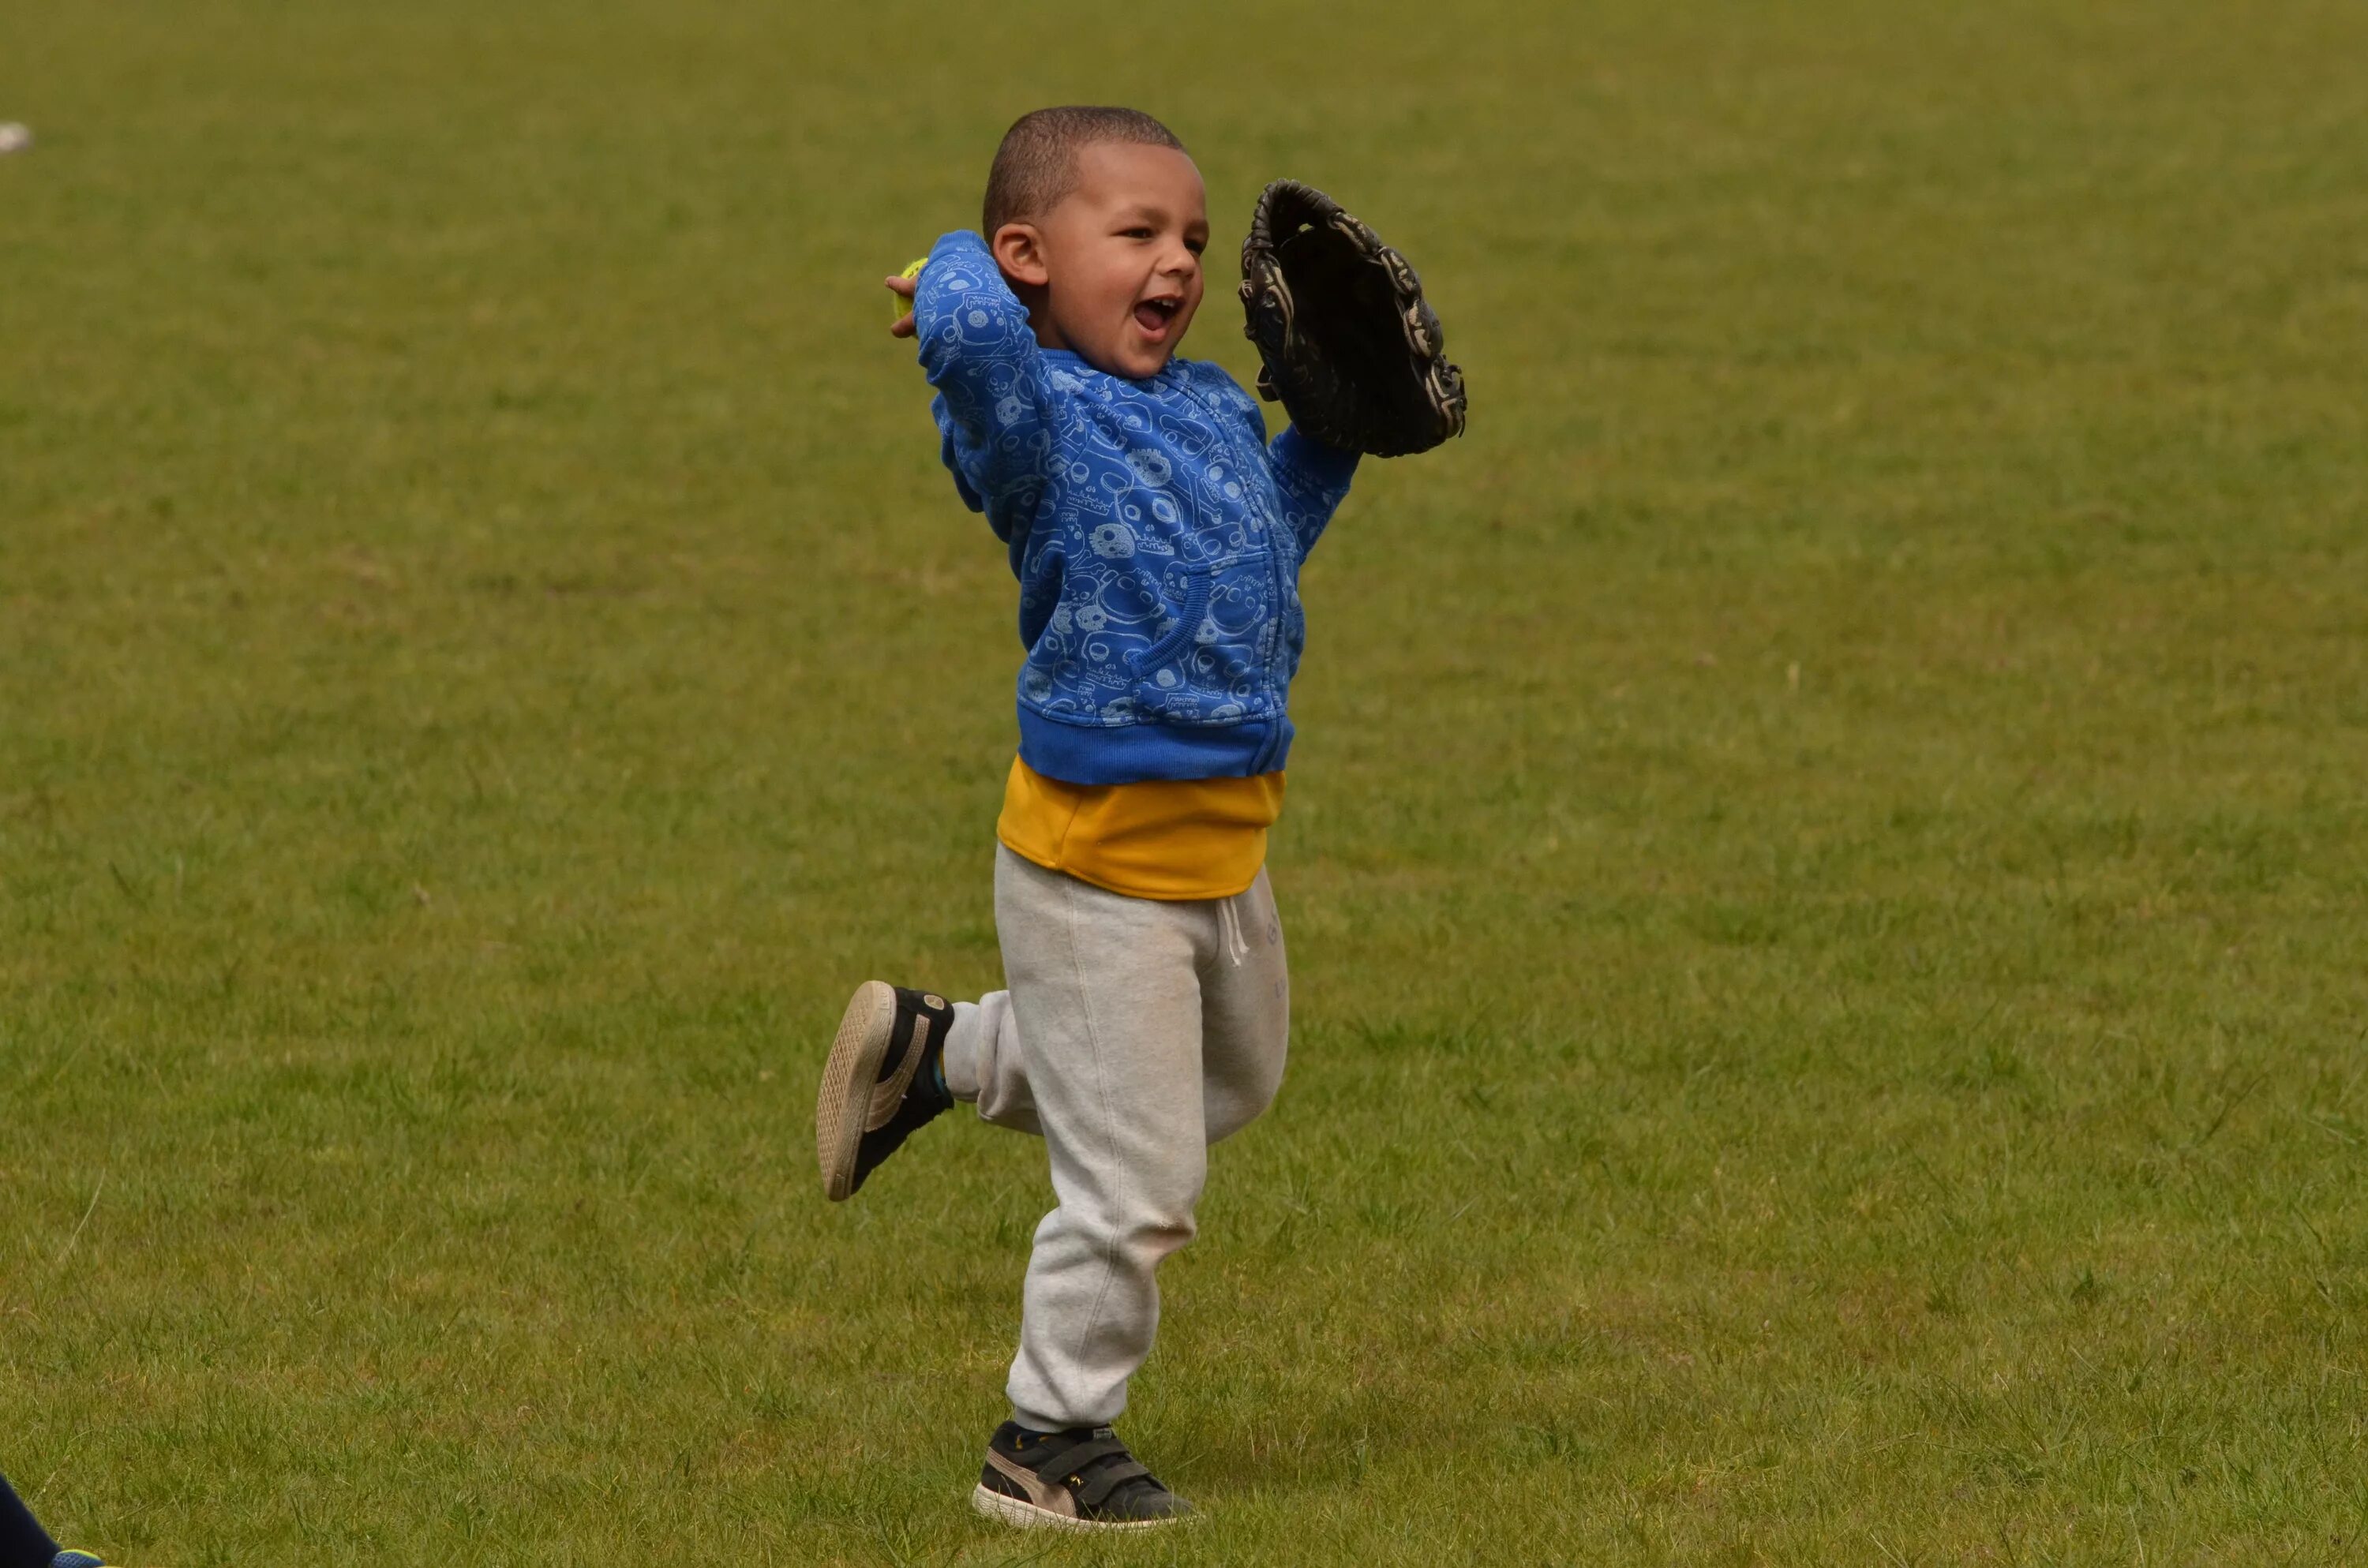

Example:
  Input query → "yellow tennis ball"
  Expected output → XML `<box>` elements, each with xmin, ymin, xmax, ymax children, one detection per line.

<box><xmin>891</xmin><ymin>257</ymin><xmax>927</xmax><ymax>321</ymax></box>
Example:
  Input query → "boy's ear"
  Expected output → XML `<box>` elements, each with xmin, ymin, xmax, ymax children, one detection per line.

<box><xmin>991</xmin><ymin>222</ymin><xmax>1051</xmax><ymax>288</ymax></box>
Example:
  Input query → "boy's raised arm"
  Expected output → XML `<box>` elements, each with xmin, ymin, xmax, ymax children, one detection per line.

<box><xmin>909</xmin><ymin>231</ymin><xmax>1061</xmax><ymax>534</ymax></box>
<box><xmin>1268</xmin><ymin>425</ymin><xmax>1360</xmax><ymax>557</ymax></box>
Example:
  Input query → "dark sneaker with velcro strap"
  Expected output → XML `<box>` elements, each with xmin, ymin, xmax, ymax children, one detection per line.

<box><xmin>815</xmin><ymin>980</ymin><xmax>955</xmax><ymax>1202</ymax></box>
<box><xmin>972</xmin><ymin>1420</ymin><xmax>1194</xmax><ymax>1531</ymax></box>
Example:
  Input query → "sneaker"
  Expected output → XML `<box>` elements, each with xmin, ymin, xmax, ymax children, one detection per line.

<box><xmin>815</xmin><ymin>981</ymin><xmax>955</xmax><ymax>1202</ymax></box>
<box><xmin>54</xmin><ymin>1553</ymin><xmax>114</xmax><ymax>1568</ymax></box>
<box><xmin>972</xmin><ymin>1421</ymin><xmax>1194</xmax><ymax>1531</ymax></box>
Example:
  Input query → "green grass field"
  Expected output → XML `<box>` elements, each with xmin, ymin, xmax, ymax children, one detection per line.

<box><xmin>5</xmin><ymin>1</ymin><xmax>2366</xmax><ymax>1562</ymax></box>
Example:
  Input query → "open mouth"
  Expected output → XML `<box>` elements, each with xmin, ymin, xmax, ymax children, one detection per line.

<box><xmin>1133</xmin><ymin>296</ymin><xmax>1182</xmax><ymax>334</ymax></box>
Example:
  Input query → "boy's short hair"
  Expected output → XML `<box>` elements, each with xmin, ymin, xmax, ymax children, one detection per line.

<box><xmin>983</xmin><ymin>107</ymin><xmax>1186</xmax><ymax>236</ymax></box>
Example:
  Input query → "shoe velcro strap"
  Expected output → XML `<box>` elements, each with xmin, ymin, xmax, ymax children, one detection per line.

<box><xmin>1032</xmin><ymin>1435</ymin><xmax>1130</xmax><ymax>1476</ymax></box>
<box><xmin>1073</xmin><ymin>1458</ymin><xmax>1152</xmax><ymax>1510</ymax></box>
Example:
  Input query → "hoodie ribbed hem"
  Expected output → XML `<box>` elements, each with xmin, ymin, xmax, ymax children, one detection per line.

<box><xmin>1017</xmin><ymin>707</ymin><xmax>1291</xmax><ymax>785</ymax></box>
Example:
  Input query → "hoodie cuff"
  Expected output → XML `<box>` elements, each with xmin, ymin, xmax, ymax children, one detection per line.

<box><xmin>1274</xmin><ymin>425</ymin><xmax>1361</xmax><ymax>488</ymax></box>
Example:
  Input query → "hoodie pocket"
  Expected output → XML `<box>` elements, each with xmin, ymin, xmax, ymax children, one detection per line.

<box><xmin>1128</xmin><ymin>552</ymin><xmax>1275</xmax><ymax>721</ymax></box>
<box><xmin>1127</xmin><ymin>563</ymin><xmax>1214</xmax><ymax>679</ymax></box>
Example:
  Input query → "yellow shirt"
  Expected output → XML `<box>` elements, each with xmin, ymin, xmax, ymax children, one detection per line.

<box><xmin>996</xmin><ymin>756</ymin><xmax>1284</xmax><ymax>901</ymax></box>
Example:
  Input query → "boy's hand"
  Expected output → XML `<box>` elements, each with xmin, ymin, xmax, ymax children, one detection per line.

<box><xmin>884</xmin><ymin>258</ymin><xmax>926</xmax><ymax>339</ymax></box>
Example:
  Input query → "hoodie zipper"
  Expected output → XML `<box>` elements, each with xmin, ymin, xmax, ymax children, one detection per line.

<box><xmin>1178</xmin><ymin>380</ymin><xmax>1295</xmax><ymax>772</ymax></box>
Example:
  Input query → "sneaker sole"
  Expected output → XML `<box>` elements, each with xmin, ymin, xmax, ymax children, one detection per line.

<box><xmin>970</xmin><ymin>1482</ymin><xmax>1180</xmax><ymax>1532</ymax></box>
<box><xmin>815</xmin><ymin>979</ymin><xmax>898</xmax><ymax>1202</ymax></box>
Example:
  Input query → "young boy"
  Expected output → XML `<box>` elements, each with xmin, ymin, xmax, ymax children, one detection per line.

<box><xmin>815</xmin><ymin>106</ymin><xmax>1358</xmax><ymax>1532</ymax></box>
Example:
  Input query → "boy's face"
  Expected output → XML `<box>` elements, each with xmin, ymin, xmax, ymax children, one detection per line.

<box><xmin>991</xmin><ymin>142</ymin><xmax>1209</xmax><ymax>380</ymax></box>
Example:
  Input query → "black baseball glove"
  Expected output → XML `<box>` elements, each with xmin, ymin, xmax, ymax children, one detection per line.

<box><xmin>1238</xmin><ymin>179</ymin><xmax>1467</xmax><ymax>458</ymax></box>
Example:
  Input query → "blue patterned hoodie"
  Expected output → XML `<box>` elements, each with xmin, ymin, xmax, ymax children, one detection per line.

<box><xmin>915</xmin><ymin>230</ymin><xmax>1358</xmax><ymax>786</ymax></box>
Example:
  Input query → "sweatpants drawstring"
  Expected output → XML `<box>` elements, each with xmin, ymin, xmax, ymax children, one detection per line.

<box><xmin>1217</xmin><ymin>895</ymin><xmax>1250</xmax><ymax>967</ymax></box>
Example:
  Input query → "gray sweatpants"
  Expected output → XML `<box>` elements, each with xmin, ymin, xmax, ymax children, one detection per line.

<box><xmin>939</xmin><ymin>845</ymin><xmax>1290</xmax><ymax>1431</ymax></box>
